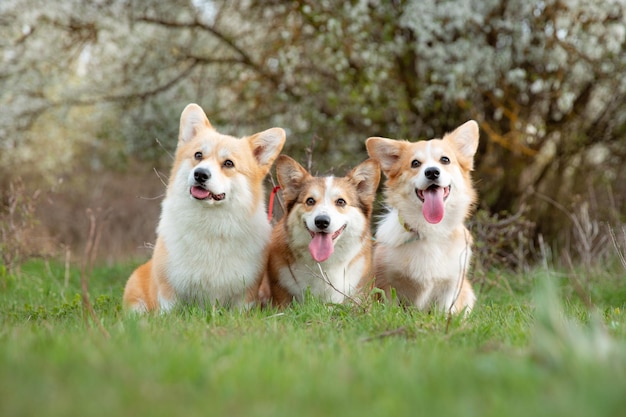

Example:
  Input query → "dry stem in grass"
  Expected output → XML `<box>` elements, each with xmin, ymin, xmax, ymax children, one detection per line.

<box><xmin>609</xmin><ymin>225</ymin><xmax>626</xmax><ymax>272</ymax></box>
<box><xmin>533</xmin><ymin>189</ymin><xmax>625</xmax><ymax>312</ymax></box>
<box><xmin>314</xmin><ymin>263</ymin><xmax>372</xmax><ymax>312</ymax></box>
<box><xmin>446</xmin><ymin>232</ymin><xmax>473</xmax><ymax>334</ymax></box>
<box><xmin>534</xmin><ymin>191</ymin><xmax>610</xmax><ymax>269</ymax></box>
<box><xmin>80</xmin><ymin>208</ymin><xmax>110</xmax><ymax>339</ymax></box>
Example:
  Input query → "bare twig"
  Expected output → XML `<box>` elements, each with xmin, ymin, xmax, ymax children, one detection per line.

<box><xmin>314</xmin><ymin>263</ymin><xmax>366</xmax><ymax>310</ymax></box>
<box><xmin>533</xmin><ymin>190</ymin><xmax>608</xmax><ymax>267</ymax></box>
<box><xmin>305</xmin><ymin>135</ymin><xmax>318</xmax><ymax>173</ymax></box>
<box><xmin>138</xmin><ymin>193</ymin><xmax>165</xmax><ymax>201</ymax></box>
<box><xmin>446</xmin><ymin>229</ymin><xmax>472</xmax><ymax>333</ymax></box>
<box><xmin>154</xmin><ymin>137</ymin><xmax>174</xmax><ymax>161</ymax></box>
<box><xmin>360</xmin><ymin>327</ymin><xmax>407</xmax><ymax>342</ymax></box>
<box><xmin>563</xmin><ymin>253</ymin><xmax>594</xmax><ymax>310</ymax></box>
<box><xmin>64</xmin><ymin>245</ymin><xmax>71</xmax><ymax>288</ymax></box>
<box><xmin>80</xmin><ymin>208</ymin><xmax>110</xmax><ymax>339</ymax></box>
<box><xmin>609</xmin><ymin>225</ymin><xmax>626</xmax><ymax>272</ymax></box>
<box><xmin>60</xmin><ymin>59</ymin><xmax>201</xmax><ymax>107</ymax></box>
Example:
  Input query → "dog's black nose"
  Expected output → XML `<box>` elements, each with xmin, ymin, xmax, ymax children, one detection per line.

<box><xmin>424</xmin><ymin>167</ymin><xmax>440</xmax><ymax>181</ymax></box>
<box><xmin>314</xmin><ymin>215</ymin><xmax>331</xmax><ymax>230</ymax></box>
<box><xmin>194</xmin><ymin>168</ymin><xmax>211</xmax><ymax>183</ymax></box>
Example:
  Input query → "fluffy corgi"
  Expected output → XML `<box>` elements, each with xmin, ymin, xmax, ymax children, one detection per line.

<box><xmin>366</xmin><ymin>121</ymin><xmax>479</xmax><ymax>315</ymax></box>
<box><xmin>266</xmin><ymin>156</ymin><xmax>380</xmax><ymax>306</ymax></box>
<box><xmin>123</xmin><ymin>103</ymin><xmax>285</xmax><ymax>313</ymax></box>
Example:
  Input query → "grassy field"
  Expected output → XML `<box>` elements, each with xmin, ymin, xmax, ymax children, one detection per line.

<box><xmin>1</xmin><ymin>259</ymin><xmax>625</xmax><ymax>417</ymax></box>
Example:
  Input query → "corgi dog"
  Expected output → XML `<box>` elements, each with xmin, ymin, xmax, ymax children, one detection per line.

<box><xmin>366</xmin><ymin>121</ymin><xmax>479</xmax><ymax>315</ymax></box>
<box><xmin>266</xmin><ymin>156</ymin><xmax>381</xmax><ymax>306</ymax></box>
<box><xmin>123</xmin><ymin>103</ymin><xmax>285</xmax><ymax>313</ymax></box>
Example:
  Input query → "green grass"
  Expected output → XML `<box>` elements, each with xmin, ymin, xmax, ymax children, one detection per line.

<box><xmin>1</xmin><ymin>259</ymin><xmax>625</xmax><ymax>417</ymax></box>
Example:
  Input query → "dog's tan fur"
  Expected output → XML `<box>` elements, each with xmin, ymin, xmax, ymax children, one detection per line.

<box><xmin>266</xmin><ymin>156</ymin><xmax>380</xmax><ymax>307</ymax></box>
<box><xmin>123</xmin><ymin>104</ymin><xmax>285</xmax><ymax>312</ymax></box>
<box><xmin>366</xmin><ymin>121</ymin><xmax>479</xmax><ymax>315</ymax></box>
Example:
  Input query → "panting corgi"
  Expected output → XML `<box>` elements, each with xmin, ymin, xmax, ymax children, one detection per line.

<box><xmin>123</xmin><ymin>103</ymin><xmax>285</xmax><ymax>313</ymax></box>
<box><xmin>366</xmin><ymin>121</ymin><xmax>479</xmax><ymax>315</ymax></box>
<box><xmin>266</xmin><ymin>156</ymin><xmax>381</xmax><ymax>306</ymax></box>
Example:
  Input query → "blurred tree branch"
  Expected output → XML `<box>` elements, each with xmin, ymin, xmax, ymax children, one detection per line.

<box><xmin>1</xmin><ymin>0</ymin><xmax>625</xmax><ymax>253</ymax></box>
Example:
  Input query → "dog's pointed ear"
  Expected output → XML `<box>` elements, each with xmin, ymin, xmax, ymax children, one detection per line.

<box><xmin>445</xmin><ymin>120</ymin><xmax>479</xmax><ymax>170</ymax></box>
<box><xmin>365</xmin><ymin>137</ymin><xmax>404</xmax><ymax>175</ymax></box>
<box><xmin>179</xmin><ymin>103</ymin><xmax>214</xmax><ymax>143</ymax></box>
<box><xmin>347</xmin><ymin>159</ymin><xmax>381</xmax><ymax>211</ymax></box>
<box><xmin>275</xmin><ymin>155</ymin><xmax>309</xmax><ymax>204</ymax></box>
<box><xmin>248</xmin><ymin>128</ymin><xmax>286</xmax><ymax>174</ymax></box>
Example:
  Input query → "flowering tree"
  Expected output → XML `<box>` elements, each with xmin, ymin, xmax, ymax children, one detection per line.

<box><xmin>1</xmin><ymin>0</ymin><xmax>625</xmax><ymax>249</ymax></box>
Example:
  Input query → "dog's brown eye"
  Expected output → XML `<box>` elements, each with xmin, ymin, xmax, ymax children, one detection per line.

<box><xmin>223</xmin><ymin>159</ymin><xmax>234</xmax><ymax>168</ymax></box>
<box><xmin>411</xmin><ymin>159</ymin><xmax>421</xmax><ymax>168</ymax></box>
<box><xmin>336</xmin><ymin>198</ymin><xmax>346</xmax><ymax>207</ymax></box>
<box><xmin>306</xmin><ymin>197</ymin><xmax>316</xmax><ymax>206</ymax></box>
<box><xmin>440</xmin><ymin>156</ymin><xmax>450</xmax><ymax>165</ymax></box>
<box><xmin>194</xmin><ymin>152</ymin><xmax>203</xmax><ymax>160</ymax></box>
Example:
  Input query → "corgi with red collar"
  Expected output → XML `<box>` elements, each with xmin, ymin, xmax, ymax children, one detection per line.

<box><xmin>266</xmin><ymin>156</ymin><xmax>380</xmax><ymax>306</ymax></box>
<box><xmin>123</xmin><ymin>104</ymin><xmax>285</xmax><ymax>312</ymax></box>
<box><xmin>366</xmin><ymin>121</ymin><xmax>479</xmax><ymax>315</ymax></box>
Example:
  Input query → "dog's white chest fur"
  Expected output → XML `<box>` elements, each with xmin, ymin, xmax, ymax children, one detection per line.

<box><xmin>279</xmin><ymin>244</ymin><xmax>367</xmax><ymax>303</ymax></box>
<box><xmin>122</xmin><ymin>103</ymin><xmax>286</xmax><ymax>313</ymax></box>
<box><xmin>158</xmin><ymin>192</ymin><xmax>270</xmax><ymax>308</ymax></box>
<box><xmin>376</xmin><ymin>209</ymin><xmax>472</xmax><ymax>311</ymax></box>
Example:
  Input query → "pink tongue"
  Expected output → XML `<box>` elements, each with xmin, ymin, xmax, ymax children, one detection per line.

<box><xmin>422</xmin><ymin>187</ymin><xmax>445</xmax><ymax>224</ymax></box>
<box><xmin>309</xmin><ymin>233</ymin><xmax>334</xmax><ymax>262</ymax></box>
<box><xmin>191</xmin><ymin>186</ymin><xmax>210</xmax><ymax>199</ymax></box>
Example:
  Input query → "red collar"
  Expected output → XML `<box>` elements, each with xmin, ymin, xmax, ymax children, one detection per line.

<box><xmin>268</xmin><ymin>185</ymin><xmax>281</xmax><ymax>222</ymax></box>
